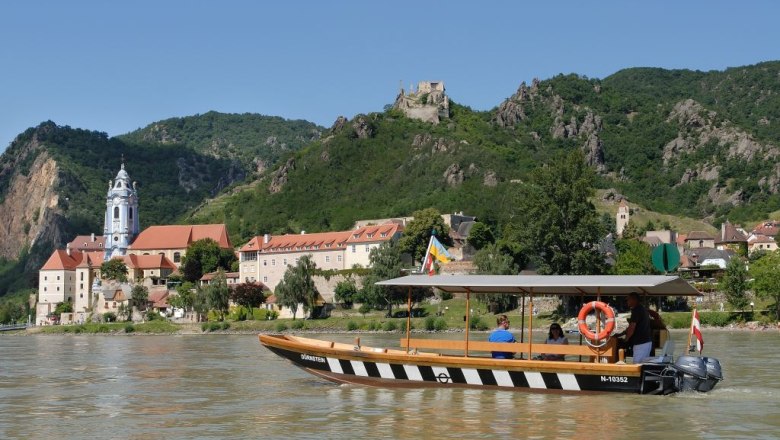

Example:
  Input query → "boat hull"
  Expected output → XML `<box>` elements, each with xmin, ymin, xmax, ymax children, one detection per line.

<box><xmin>260</xmin><ymin>334</ymin><xmax>677</xmax><ymax>394</ymax></box>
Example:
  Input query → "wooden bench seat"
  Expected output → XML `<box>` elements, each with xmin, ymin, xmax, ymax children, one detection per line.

<box><xmin>399</xmin><ymin>337</ymin><xmax>618</xmax><ymax>361</ymax></box>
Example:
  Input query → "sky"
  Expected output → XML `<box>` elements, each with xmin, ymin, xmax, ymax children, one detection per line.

<box><xmin>2</xmin><ymin>0</ymin><xmax>780</xmax><ymax>152</ymax></box>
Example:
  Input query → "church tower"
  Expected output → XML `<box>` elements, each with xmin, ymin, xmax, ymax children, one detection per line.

<box><xmin>103</xmin><ymin>161</ymin><xmax>140</xmax><ymax>260</ymax></box>
<box><xmin>616</xmin><ymin>198</ymin><xmax>630</xmax><ymax>237</ymax></box>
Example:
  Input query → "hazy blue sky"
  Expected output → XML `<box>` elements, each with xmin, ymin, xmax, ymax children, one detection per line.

<box><xmin>2</xmin><ymin>1</ymin><xmax>779</xmax><ymax>151</ymax></box>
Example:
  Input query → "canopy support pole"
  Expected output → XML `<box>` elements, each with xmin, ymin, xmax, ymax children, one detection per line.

<box><xmin>405</xmin><ymin>287</ymin><xmax>412</xmax><ymax>353</ymax></box>
<box><xmin>528</xmin><ymin>288</ymin><xmax>534</xmax><ymax>360</ymax></box>
<box><xmin>520</xmin><ymin>294</ymin><xmax>525</xmax><ymax>344</ymax></box>
<box><xmin>578</xmin><ymin>292</ymin><xmax>584</xmax><ymax>362</ymax></box>
<box><xmin>596</xmin><ymin>286</ymin><xmax>602</xmax><ymax>363</ymax></box>
<box><xmin>464</xmin><ymin>288</ymin><xmax>471</xmax><ymax>357</ymax></box>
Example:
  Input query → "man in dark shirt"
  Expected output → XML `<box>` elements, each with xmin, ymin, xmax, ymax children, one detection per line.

<box><xmin>616</xmin><ymin>292</ymin><xmax>652</xmax><ymax>363</ymax></box>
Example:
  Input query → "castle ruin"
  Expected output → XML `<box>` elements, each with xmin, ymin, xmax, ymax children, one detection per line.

<box><xmin>393</xmin><ymin>81</ymin><xmax>450</xmax><ymax>124</ymax></box>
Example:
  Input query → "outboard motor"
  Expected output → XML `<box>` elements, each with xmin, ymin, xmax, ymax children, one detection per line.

<box><xmin>696</xmin><ymin>357</ymin><xmax>723</xmax><ymax>392</ymax></box>
<box><xmin>674</xmin><ymin>356</ymin><xmax>708</xmax><ymax>392</ymax></box>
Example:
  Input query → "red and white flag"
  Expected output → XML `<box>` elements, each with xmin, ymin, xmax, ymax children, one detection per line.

<box><xmin>691</xmin><ymin>309</ymin><xmax>704</xmax><ymax>353</ymax></box>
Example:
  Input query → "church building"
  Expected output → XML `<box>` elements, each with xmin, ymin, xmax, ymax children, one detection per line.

<box><xmin>35</xmin><ymin>162</ymin><xmax>232</xmax><ymax>325</ymax></box>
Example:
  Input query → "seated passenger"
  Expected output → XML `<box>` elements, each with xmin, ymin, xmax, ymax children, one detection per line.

<box><xmin>542</xmin><ymin>323</ymin><xmax>568</xmax><ymax>361</ymax></box>
<box><xmin>488</xmin><ymin>315</ymin><xmax>515</xmax><ymax>359</ymax></box>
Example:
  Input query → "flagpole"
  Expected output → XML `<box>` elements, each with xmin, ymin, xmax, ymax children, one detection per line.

<box><xmin>420</xmin><ymin>235</ymin><xmax>434</xmax><ymax>274</ymax></box>
<box><xmin>687</xmin><ymin>307</ymin><xmax>695</xmax><ymax>353</ymax></box>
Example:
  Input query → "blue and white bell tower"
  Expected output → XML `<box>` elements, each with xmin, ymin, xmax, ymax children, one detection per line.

<box><xmin>103</xmin><ymin>161</ymin><xmax>140</xmax><ymax>260</ymax></box>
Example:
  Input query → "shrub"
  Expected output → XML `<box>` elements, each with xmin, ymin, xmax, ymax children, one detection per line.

<box><xmin>424</xmin><ymin>316</ymin><xmax>436</xmax><ymax>331</ymax></box>
<box><xmin>358</xmin><ymin>303</ymin><xmax>371</xmax><ymax>316</ymax></box>
<box><xmin>229</xmin><ymin>306</ymin><xmax>248</xmax><ymax>321</ymax></box>
<box><xmin>201</xmin><ymin>322</ymin><xmax>210</xmax><ymax>332</ymax></box>
<box><xmin>367</xmin><ymin>321</ymin><xmax>380</xmax><ymax>331</ymax></box>
<box><xmin>267</xmin><ymin>310</ymin><xmax>279</xmax><ymax>320</ymax></box>
<box><xmin>275</xmin><ymin>321</ymin><xmax>289</xmax><ymax>332</ymax></box>
<box><xmin>103</xmin><ymin>312</ymin><xmax>117</xmax><ymax>323</ymax></box>
<box><xmin>700</xmin><ymin>312</ymin><xmax>732</xmax><ymax>327</ymax></box>
<box><xmin>253</xmin><ymin>309</ymin><xmax>268</xmax><ymax>320</ymax></box>
<box><xmin>145</xmin><ymin>310</ymin><xmax>162</xmax><ymax>321</ymax></box>
<box><xmin>220</xmin><ymin>321</ymin><xmax>230</xmax><ymax>330</ymax></box>
<box><xmin>382</xmin><ymin>321</ymin><xmax>397</xmax><ymax>332</ymax></box>
<box><xmin>434</xmin><ymin>317</ymin><xmax>448</xmax><ymax>331</ymax></box>
<box><xmin>291</xmin><ymin>319</ymin><xmax>305</xmax><ymax>330</ymax></box>
<box><xmin>124</xmin><ymin>324</ymin><xmax>135</xmax><ymax>333</ymax></box>
<box><xmin>402</xmin><ymin>320</ymin><xmax>413</xmax><ymax>333</ymax></box>
<box><xmin>346</xmin><ymin>321</ymin><xmax>359</xmax><ymax>331</ymax></box>
<box><xmin>469</xmin><ymin>316</ymin><xmax>489</xmax><ymax>331</ymax></box>
<box><xmin>97</xmin><ymin>325</ymin><xmax>110</xmax><ymax>333</ymax></box>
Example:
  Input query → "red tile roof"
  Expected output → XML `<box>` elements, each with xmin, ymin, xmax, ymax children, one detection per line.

<box><xmin>121</xmin><ymin>254</ymin><xmax>177</xmax><ymax>270</ymax></box>
<box><xmin>749</xmin><ymin>234</ymin><xmax>775</xmax><ymax>244</ymax></box>
<box><xmin>68</xmin><ymin>235</ymin><xmax>106</xmax><ymax>251</ymax></box>
<box><xmin>200</xmin><ymin>271</ymin><xmax>240</xmax><ymax>281</ymax></box>
<box><xmin>239</xmin><ymin>223</ymin><xmax>401</xmax><ymax>254</ymax></box>
<box><xmin>716</xmin><ymin>221</ymin><xmax>747</xmax><ymax>244</ymax></box>
<box><xmin>686</xmin><ymin>231</ymin><xmax>715</xmax><ymax>241</ymax></box>
<box><xmin>148</xmin><ymin>289</ymin><xmax>170</xmax><ymax>308</ymax></box>
<box><xmin>41</xmin><ymin>250</ymin><xmax>83</xmax><ymax>271</ymax></box>
<box><xmin>129</xmin><ymin>224</ymin><xmax>232</xmax><ymax>250</ymax></box>
<box><xmin>752</xmin><ymin>221</ymin><xmax>780</xmax><ymax>237</ymax></box>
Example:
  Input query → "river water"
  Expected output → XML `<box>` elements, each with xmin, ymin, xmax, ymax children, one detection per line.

<box><xmin>0</xmin><ymin>330</ymin><xmax>778</xmax><ymax>440</ymax></box>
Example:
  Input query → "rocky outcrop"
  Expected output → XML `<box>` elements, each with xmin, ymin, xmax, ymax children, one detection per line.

<box><xmin>330</xmin><ymin>116</ymin><xmax>348</xmax><ymax>133</ymax></box>
<box><xmin>0</xmin><ymin>150</ymin><xmax>66</xmax><ymax>263</ymax></box>
<box><xmin>411</xmin><ymin>133</ymin><xmax>432</xmax><ymax>148</ymax></box>
<box><xmin>483</xmin><ymin>170</ymin><xmax>498</xmax><ymax>187</ymax></box>
<box><xmin>664</xmin><ymin>99</ymin><xmax>779</xmax><ymax>164</ymax></box>
<box><xmin>269</xmin><ymin>158</ymin><xmax>295</xmax><ymax>194</ymax></box>
<box><xmin>351</xmin><ymin>116</ymin><xmax>375</xmax><ymax>139</ymax></box>
<box><xmin>443</xmin><ymin>163</ymin><xmax>464</xmax><ymax>187</ymax></box>
<box><xmin>141</xmin><ymin>123</ymin><xmax>181</xmax><ymax>144</ymax></box>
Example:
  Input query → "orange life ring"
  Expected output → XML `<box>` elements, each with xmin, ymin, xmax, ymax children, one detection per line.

<box><xmin>577</xmin><ymin>301</ymin><xmax>616</xmax><ymax>341</ymax></box>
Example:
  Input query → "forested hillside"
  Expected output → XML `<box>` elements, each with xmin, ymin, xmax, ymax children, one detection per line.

<box><xmin>190</xmin><ymin>61</ymin><xmax>780</xmax><ymax>246</ymax></box>
<box><xmin>119</xmin><ymin>111</ymin><xmax>323</xmax><ymax>173</ymax></box>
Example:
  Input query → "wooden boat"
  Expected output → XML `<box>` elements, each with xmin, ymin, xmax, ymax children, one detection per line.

<box><xmin>259</xmin><ymin>275</ymin><xmax>722</xmax><ymax>395</ymax></box>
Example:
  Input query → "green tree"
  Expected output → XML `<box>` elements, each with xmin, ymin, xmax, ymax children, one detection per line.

<box><xmin>620</xmin><ymin>220</ymin><xmax>642</xmax><ymax>240</ymax></box>
<box><xmin>53</xmin><ymin>301</ymin><xmax>73</xmax><ymax>315</ymax></box>
<box><xmin>206</xmin><ymin>270</ymin><xmax>231</xmax><ymax>321</ymax></box>
<box><xmin>273</xmin><ymin>278</ymin><xmax>301</xmax><ymax>320</ymax></box>
<box><xmin>398</xmin><ymin>208</ymin><xmax>451</xmax><ymax>265</ymax></box>
<box><xmin>613</xmin><ymin>239</ymin><xmax>656</xmax><ymax>275</ymax></box>
<box><xmin>474</xmin><ymin>243</ymin><xmax>518</xmax><ymax>313</ymax></box>
<box><xmin>231</xmin><ymin>283</ymin><xmax>266</xmax><ymax>317</ymax></box>
<box><xmin>274</xmin><ymin>256</ymin><xmax>319</xmax><ymax>319</ymax></box>
<box><xmin>749</xmin><ymin>251</ymin><xmax>780</xmax><ymax>319</ymax></box>
<box><xmin>334</xmin><ymin>278</ymin><xmax>359</xmax><ymax>308</ymax></box>
<box><xmin>131</xmin><ymin>285</ymin><xmax>149</xmax><ymax>313</ymax></box>
<box><xmin>101</xmin><ymin>259</ymin><xmax>128</xmax><ymax>282</ymax></box>
<box><xmin>510</xmin><ymin>151</ymin><xmax>608</xmax><ymax>275</ymax></box>
<box><xmin>169</xmin><ymin>281</ymin><xmax>196</xmax><ymax>312</ymax></box>
<box><xmin>722</xmin><ymin>257</ymin><xmax>749</xmax><ymax>312</ymax></box>
<box><xmin>467</xmin><ymin>222</ymin><xmax>494</xmax><ymax>250</ymax></box>
<box><xmin>181</xmin><ymin>238</ymin><xmax>237</xmax><ymax>282</ymax></box>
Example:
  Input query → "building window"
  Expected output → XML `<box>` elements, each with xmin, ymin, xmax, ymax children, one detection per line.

<box><xmin>352</xmin><ymin>245</ymin><xmax>356</xmax><ymax>253</ymax></box>
<box><xmin>44</xmin><ymin>276</ymin><xmax>47</xmax><ymax>281</ymax></box>
<box><xmin>57</xmin><ymin>287</ymin><xmax>60</xmax><ymax>291</ymax></box>
<box><xmin>80</xmin><ymin>283</ymin><xmax>83</xmax><ymax>290</ymax></box>
<box><xmin>271</xmin><ymin>259</ymin><xmax>276</xmax><ymax>266</ymax></box>
<box><xmin>57</xmin><ymin>275</ymin><xmax>60</xmax><ymax>281</ymax></box>
<box><xmin>365</xmin><ymin>245</ymin><xmax>370</xmax><ymax>252</ymax></box>
<box><xmin>283</xmin><ymin>259</ymin><xmax>287</xmax><ymax>266</ymax></box>
<box><xmin>243</xmin><ymin>252</ymin><xmax>257</xmax><ymax>262</ymax></box>
<box><xmin>114</xmin><ymin>206</ymin><xmax>120</xmax><ymax>219</ymax></box>
<box><xmin>44</xmin><ymin>287</ymin><xmax>47</xmax><ymax>292</ymax></box>
<box><xmin>263</xmin><ymin>276</ymin><xmax>268</xmax><ymax>283</ymax></box>
<box><xmin>105</xmin><ymin>302</ymin><xmax>108</xmax><ymax>308</ymax></box>
<box><xmin>325</xmin><ymin>256</ymin><xmax>330</xmax><ymax>263</ymax></box>
<box><xmin>174</xmin><ymin>252</ymin><xmax>181</xmax><ymax>263</ymax></box>
<box><xmin>80</xmin><ymin>272</ymin><xmax>84</xmax><ymax>281</ymax></box>
<box><xmin>99</xmin><ymin>243</ymin><xmax>103</xmax><ymax>248</ymax></box>
<box><xmin>337</xmin><ymin>255</ymin><xmax>342</xmax><ymax>262</ymax></box>
<box><xmin>129</xmin><ymin>207</ymin><xmax>133</xmax><ymax>220</ymax></box>
<box><xmin>263</xmin><ymin>259</ymin><xmax>267</xmax><ymax>266</ymax></box>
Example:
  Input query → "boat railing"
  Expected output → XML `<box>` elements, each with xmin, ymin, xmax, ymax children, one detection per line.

<box><xmin>399</xmin><ymin>337</ymin><xmax>618</xmax><ymax>362</ymax></box>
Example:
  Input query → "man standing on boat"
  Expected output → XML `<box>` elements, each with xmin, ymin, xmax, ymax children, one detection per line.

<box><xmin>488</xmin><ymin>315</ymin><xmax>516</xmax><ymax>359</ymax></box>
<box><xmin>616</xmin><ymin>292</ymin><xmax>652</xmax><ymax>363</ymax></box>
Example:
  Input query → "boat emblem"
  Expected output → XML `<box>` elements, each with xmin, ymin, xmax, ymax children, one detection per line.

<box><xmin>436</xmin><ymin>373</ymin><xmax>451</xmax><ymax>383</ymax></box>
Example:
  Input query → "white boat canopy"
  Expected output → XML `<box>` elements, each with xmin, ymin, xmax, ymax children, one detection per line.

<box><xmin>376</xmin><ymin>275</ymin><xmax>702</xmax><ymax>297</ymax></box>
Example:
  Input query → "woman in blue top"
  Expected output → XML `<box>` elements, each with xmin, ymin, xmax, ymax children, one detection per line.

<box><xmin>488</xmin><ymin>315</ymin><xmax>516</xmax><ymax>359</ymax></box>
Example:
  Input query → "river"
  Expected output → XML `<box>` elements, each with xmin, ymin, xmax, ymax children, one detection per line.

<box><xmin>0</xmin><ymin>330</ymin><xmax>778</xmax><ymax>440</ymax></box>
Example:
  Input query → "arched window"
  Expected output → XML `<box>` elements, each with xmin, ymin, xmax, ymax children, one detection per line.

<box><xmin>173</xmin><ymin>252</ymin><xmax>181</xmax><ymax>263</ymax></box>
<box><xmin>114</xmin><ymin>206</ymin><xmax>119</xmax><ymax>219</ymax></box>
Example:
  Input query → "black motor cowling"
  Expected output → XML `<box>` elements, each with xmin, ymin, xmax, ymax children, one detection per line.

<box><xmin>696</xmin><ymin>357</ymin><xmax>723</xmax><ymax>392</ymax></box>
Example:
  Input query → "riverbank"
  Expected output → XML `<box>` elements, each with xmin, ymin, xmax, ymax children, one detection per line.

<box><xmin>9</xmin><ymin>318</ymin><xmax>779</xmax><ymax>336</ymax></box>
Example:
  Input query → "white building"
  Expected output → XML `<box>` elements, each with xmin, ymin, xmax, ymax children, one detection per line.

<box><xmin>238</xmin><ymin>223</ymin><xmax>402</xmax><ymax>291</ymax></box>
